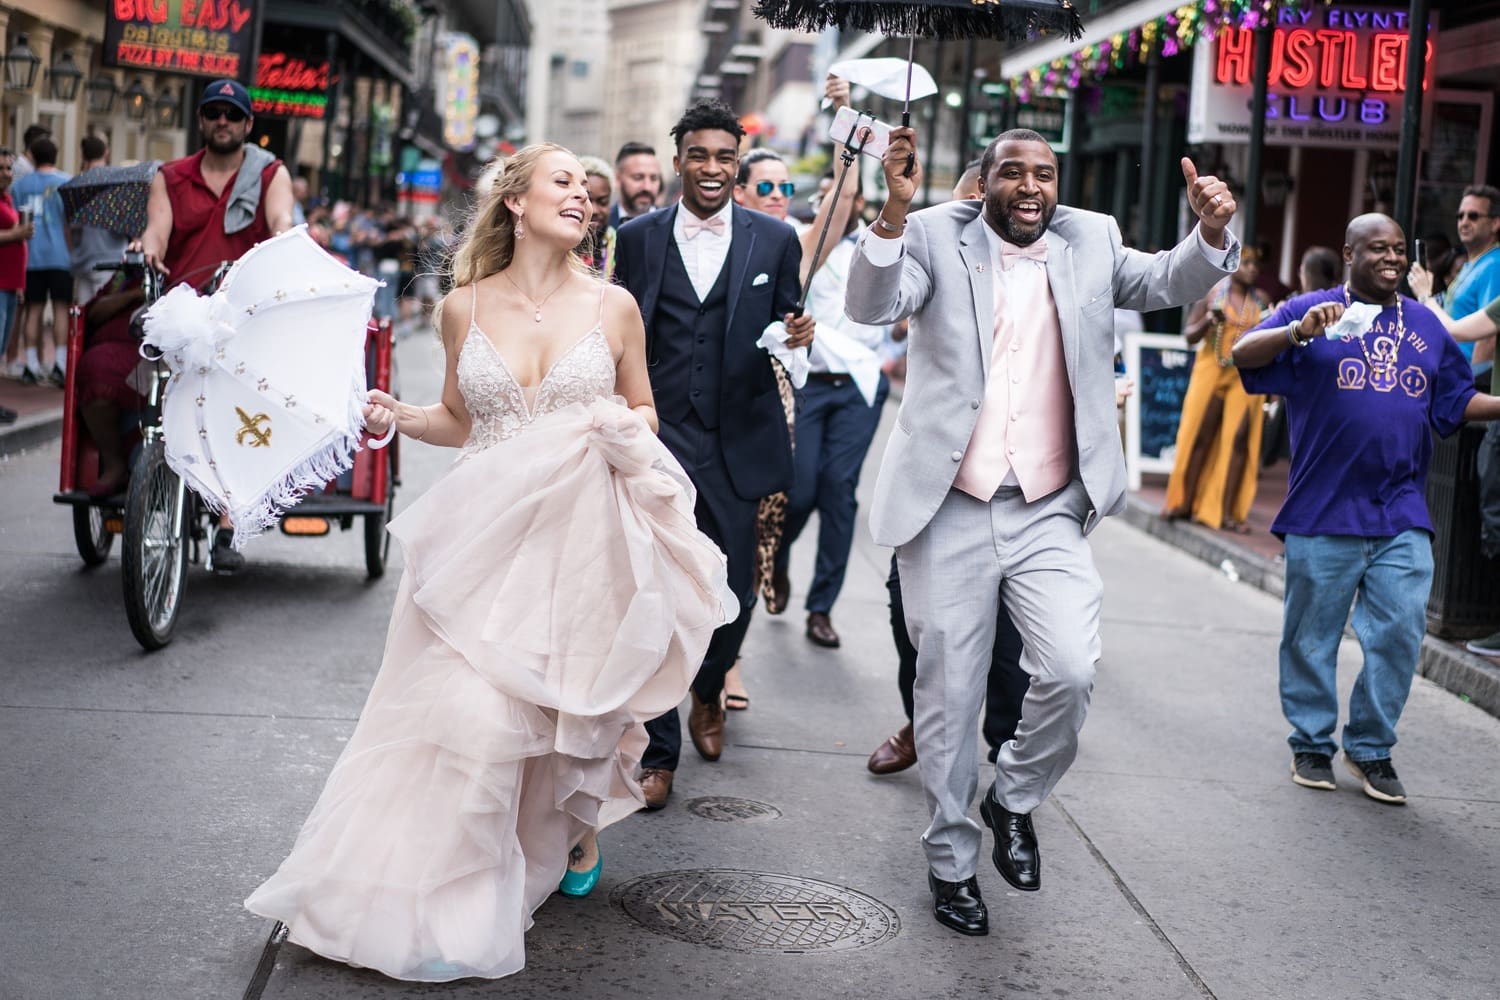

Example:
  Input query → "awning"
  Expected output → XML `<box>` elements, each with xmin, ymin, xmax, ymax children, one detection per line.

<box><xmin>999</xmin><ymin>0</ymin><xmax>1183</xmax><ymax>79</ymax></box>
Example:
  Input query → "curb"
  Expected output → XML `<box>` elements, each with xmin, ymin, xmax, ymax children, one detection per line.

<box><xmin>1120</xmin><ymin>494</ymin><xmax>1500</xmax><ymax>720</ymax></box>
<box><xmin>0</xmin><ymin>408</ymin><xmax>64</xmax><ymax>458</ymax></box>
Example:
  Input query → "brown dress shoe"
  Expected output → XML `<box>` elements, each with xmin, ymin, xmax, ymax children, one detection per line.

<box><xmin>867</xmin><ymin>722</ymin><xmax>918</xmax><ymax>774</ymax></box>
<box><xmin>688</xmin><ymin>692</ymin><xmax>724</xmax><ymax>761</ymax></box>
<box><xmin>639</xmin><ymin>768</ymin><xmax>673</xmax><ymax>809</ymax></box>
<box><xmin>806</xmin><ymin>612</ymin><xmax>840</xmax><ymax>648</ymax></box>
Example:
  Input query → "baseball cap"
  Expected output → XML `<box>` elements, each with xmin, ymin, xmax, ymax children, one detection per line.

<box><xmin>199</xmin><ymin>79</ymin><xmax>252</xmax><ymax>117</ymax></box>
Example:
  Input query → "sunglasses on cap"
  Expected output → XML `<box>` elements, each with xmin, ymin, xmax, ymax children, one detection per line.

<box><xmin>201</xmin><ymin>104</ymin><xmax>248</xmax><ymax>123</ymax></box>
<box><xmin>754</xmin><ymin>180</ymin><xmax>795</xmax><ymax>198</ymax></box>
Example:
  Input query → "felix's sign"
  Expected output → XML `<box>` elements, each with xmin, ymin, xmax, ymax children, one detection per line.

<box><xmin>1188</xmin><ymin>5</ymin><xmax>1432</xmax><ymax>149</ymax></box>
<box><xmin>104</xmin><ymin>0</ymin><xmax>258</xmax><ymax>81</ymax></box>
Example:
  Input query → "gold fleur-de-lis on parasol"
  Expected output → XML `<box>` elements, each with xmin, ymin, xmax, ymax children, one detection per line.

<box><xmin>234</xmin><ymin>407</ymin><xmax>273</xmax><ymax>448</ymax></box>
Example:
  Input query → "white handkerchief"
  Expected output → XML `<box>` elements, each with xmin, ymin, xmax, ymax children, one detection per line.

<box><xmin>1325</xmin><ymin>301</ymin><xmax>1383</xmax><ymax>340</ymax></box>
<box><xmin>757</xmin><ymin>321</ymin><xmax>809</xmax><ymax>388</ymax></box>
<box><xmin>752</xmin><ymin>272</ymin><xmax>770</xmax><ymax>287</ymax></box>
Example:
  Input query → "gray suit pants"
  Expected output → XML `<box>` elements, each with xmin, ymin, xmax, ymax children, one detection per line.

<box><xmin>898</xmin><ymin>480</ymin><xmax>1102</xmax><ymax>882</ymax></box>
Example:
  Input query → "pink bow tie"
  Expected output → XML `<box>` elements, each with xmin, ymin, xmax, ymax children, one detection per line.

<box><xmin>1000</xmin><ymin>238</ymin><xmax>1047</xmax><ymax>270</ymax></box>
<box><xmin>684</xmin><ymin>213</ymin><xmax>727</xmax><ymax>239</ymax></box>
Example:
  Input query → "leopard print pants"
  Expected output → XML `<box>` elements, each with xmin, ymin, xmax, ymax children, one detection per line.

<box><xmin>754</xmin><ymin>361</ymin><xmax>796</xmax><ymax>610</ymax></box>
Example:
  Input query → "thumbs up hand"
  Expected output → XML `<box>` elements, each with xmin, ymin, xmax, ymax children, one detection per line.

<box><xmin>1182</xmin><ymin>157</ymin><xmax>1235</xmax><ymax>249</ymax></box>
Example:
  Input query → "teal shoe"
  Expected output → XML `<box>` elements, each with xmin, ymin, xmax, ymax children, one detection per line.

<box><xmin>558</xmin><ymin>847</ymin><xmax>603</xmax><ymax>898</ymax></box>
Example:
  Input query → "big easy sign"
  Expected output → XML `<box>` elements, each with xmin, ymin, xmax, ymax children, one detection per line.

<box><xmin>104</xmin><ymin>0</ymin><xmax>258</xmax><ymax>81</ymax></box>
<box><xmin>1188</xmin><ymin>5</ymin><xmax>1433</xmax><ymax>149</ymax></box>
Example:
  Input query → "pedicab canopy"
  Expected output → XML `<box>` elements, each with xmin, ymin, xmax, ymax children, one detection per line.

<box><xmin>141</xmin><ymin>227</ymin><xmax>382</xmax><ymax>548</ymax></box>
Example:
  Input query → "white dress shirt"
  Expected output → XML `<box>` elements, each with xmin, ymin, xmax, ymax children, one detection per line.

<box><xmin>672</xmin><ymin>201</ymin><xmax>735</xmax><ymax>301</ymax></box>
<box><xmin>804</xmin><ymin>228</ymin><xmax>888</xmax><ymax>405</ymax></box>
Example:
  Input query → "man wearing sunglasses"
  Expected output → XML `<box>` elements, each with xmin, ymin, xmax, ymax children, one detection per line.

<box><xmin>734</xmin><ymin>150</ymin><xmax>798</xmax><ymax>227</ymax></box>
<box><xmin>1447</xmin><ymin>186</ymin><xmax>1500</xmax><ymax>354</ymax></box>
<box><xmin>133</xmin><ymin>78</ymin><xmax>295</xmax><ymax>573</ymax></box>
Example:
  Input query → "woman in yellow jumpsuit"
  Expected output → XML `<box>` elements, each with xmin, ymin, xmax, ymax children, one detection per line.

<box><xmin>1163</xmin><ymin>248</ymin><xmax>1270</xmax><ymax>532</ymax></box>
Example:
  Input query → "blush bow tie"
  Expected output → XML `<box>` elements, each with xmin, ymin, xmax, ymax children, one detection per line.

<box><xmin>1000</xmin><ymin>238</ymin><xmax>1048</xmax><ymax>270</ymax></box>
<box><xmin>684</xmin><ymin>214</ymin><xmax>727</xmax><ymax>239</ymax></box>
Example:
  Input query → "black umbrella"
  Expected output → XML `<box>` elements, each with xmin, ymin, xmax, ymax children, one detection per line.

<box><xmin>753</xmin><ymin>0</ymin><xmax>1083</xmax><ymax>43</ymax></box>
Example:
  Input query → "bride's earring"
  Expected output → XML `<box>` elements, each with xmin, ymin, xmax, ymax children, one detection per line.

<box><xmin>515</xmin><ymin>213</ymin><xmax>525</xmax><ymax>240</ymax></box>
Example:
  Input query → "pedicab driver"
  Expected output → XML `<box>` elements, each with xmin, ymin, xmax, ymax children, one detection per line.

<box><xmin>132</xmin><ymin>78</ymin><xmax>295</xmax><ymax>574</ymax></box>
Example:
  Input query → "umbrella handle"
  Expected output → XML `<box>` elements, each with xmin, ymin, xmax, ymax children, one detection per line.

<box><xmin>901</xmin><ymin>37</ymin><xmax>916</xmax><ymax>179</ymax></box>
<box><xmin>368</xmin><ymin>420</ymin><xmax>397</xmax><ymax>450</ymax></box>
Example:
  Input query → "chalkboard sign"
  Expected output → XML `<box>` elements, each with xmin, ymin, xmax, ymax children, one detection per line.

<box><xmin>1125</xmin><ymin>333</ymin><xmax>1196</xmax><ymax>490</ymax></box>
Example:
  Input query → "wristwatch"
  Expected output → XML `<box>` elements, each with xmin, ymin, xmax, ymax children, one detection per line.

<box><xmin>875</xmin><ymin>215</ymin><xmax>904</xmax><ymax>234</ymax></box>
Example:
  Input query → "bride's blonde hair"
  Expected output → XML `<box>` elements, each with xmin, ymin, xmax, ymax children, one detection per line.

<box><xmin>437</xmin><ymin>143</ymin><xmax>589</xmax><ymax>329</ymax></box>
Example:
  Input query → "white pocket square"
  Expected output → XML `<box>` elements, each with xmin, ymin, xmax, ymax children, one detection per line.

<box><xmin>752</xmin><ymin>273</ymin><xmax>770</xmax><ymax>286</ymax></box>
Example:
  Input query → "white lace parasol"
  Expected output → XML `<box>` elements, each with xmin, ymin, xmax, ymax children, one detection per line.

<box><xmin>142</xmin><ymin>227</ymin><xmax>382</xmax><ymax>548</ymax></box>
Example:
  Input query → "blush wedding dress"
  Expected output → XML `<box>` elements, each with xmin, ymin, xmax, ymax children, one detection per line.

<box><xmin>245</xmin><ymin>283</ymin><xmax>736</xmax><ymax>981</ymax></box>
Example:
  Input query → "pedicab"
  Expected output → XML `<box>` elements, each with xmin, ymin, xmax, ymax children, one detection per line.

<box><xmin>52</xmin><ymin>218</ymin><xmax>399</xmax><ymax>651</ymax></box>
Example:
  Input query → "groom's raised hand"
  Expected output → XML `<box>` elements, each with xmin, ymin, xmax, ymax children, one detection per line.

<box><xmin>1182</xmin><ymin>158</ymin><xmax>1235</xmax><ymax>249</ymax></box>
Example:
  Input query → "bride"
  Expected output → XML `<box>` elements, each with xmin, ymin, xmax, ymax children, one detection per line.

<box><xmin>244</xmin><ymin>144</ymin><xmax>737</xmax><ymax>981</ymax></box>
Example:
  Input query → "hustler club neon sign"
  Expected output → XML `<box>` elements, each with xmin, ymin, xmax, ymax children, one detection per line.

<box><xmin>1190</xmin><ymin>6</ymin><xmax>1431</xmax><ymax>148</ymax></box>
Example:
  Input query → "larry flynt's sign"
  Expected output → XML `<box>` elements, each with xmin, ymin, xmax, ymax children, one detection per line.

<box><xmin>1188</xmin><ymin>5</ymin><xmax>1432</xmax><ymax>149</ymax></box>
<box><xmin>252</xmin><ymin>52</ymin><xmax>332</xmax><ymax>120</ymax></box>
<box><xmin>104</xmin><ymin>0</ymin><xmax>258</xmax><ymax>81</ymax></box>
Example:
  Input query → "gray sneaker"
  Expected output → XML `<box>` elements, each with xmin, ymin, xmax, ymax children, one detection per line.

<box><xmin>1464</xmin><ymin>630</ymin><xmax>1500</xmax><ymax>656</ymax></box>
<box><xmin>1291</xmin><ymin>752</ymin><xmax>1336</xmax><ymax>790</ymax></box>
<box><xmin>1344</xmin><ymin>756</ymin><xmax>1406</xmax><ymax>804</ymax></box>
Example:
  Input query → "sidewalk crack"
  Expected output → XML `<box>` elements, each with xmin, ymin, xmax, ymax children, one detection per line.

<box><xmin>1050</xmin><ymin>797</ymin><xmax>1218</xmax><ymax>1000</ymax></box>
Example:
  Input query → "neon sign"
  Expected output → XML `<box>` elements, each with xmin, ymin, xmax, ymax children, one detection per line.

<box><xmin>1187</xmin><ymin>5</ymin><xmax>1434</xmax><ymax>150</ymax></box>
<box><xmin>250</xmin><ymin>52</ymin><xmax>332</xmax><ymax>120</ymax></box>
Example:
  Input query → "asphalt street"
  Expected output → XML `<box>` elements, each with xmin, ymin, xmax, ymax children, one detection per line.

<box><xmin>2</xmin><ymin>329</ymin><xmax>1498</xmax><ymax>1000</ymax></box>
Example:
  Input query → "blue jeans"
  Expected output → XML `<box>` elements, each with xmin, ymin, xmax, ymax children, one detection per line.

<box><xmin>0</xmin><ymin>290</ymin><xmax>16</xmax><ymax>358</ymax></box>
<box><xmin>1280</xmin><ymin>531</ymin><xmax>1433</xmax><ymax>762</ymax></box>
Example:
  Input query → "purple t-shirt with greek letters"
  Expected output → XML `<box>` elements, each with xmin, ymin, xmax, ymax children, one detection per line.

<box><xmin>1239</xmin><ymin>288</ymin><xmax>1475</xmax><ymax>539</ymax></box>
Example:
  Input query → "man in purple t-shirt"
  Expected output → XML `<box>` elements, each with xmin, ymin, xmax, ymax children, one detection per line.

<box><xmin>1234</xmin><ymin>213</ymin><xmax>1500</xmax><ymax>805</ymax></box>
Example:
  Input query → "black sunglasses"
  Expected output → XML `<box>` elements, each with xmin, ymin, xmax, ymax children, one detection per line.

<box><xmin>755</xmin><ymin>180</ymin><xmax>795</xmax><ymax>198</ymax></box>
<box><xmin>1457</xmin><ymin>209</ymin><xmax>1496</xmax><ymax>222</ymax></box>
<box><xmin>201</xmin><ymin>104</ymin><xmax>248</xmax><ymax>123</ymax></box>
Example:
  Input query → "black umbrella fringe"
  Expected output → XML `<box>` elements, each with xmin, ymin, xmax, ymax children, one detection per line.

<box><xmin>753</xmin><ymin>0</ymin><xmax>1083</xmax><ymax>42</ymax></box>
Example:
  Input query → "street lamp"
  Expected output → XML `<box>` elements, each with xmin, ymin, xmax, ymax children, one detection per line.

<box><xmin>85</xmin><ymin>75</ymin><xmax>118</xmax><ymax>115</ymax></box>
<box><xmin>123</xmin><ymin>78</ymin><xmax>150</xmax><ymax>120</ymax></box>
<box><xmin>48</xmin><ymin>49</ymin><xmax>83</xmax><ymax>101</ymax></box>
<box><xmin>4</xmin><ymin>33</ymin><xmax>40</xmax><ymax>92</ymax></box>
<box><xmin>154</xmin><ymin>87</ymin><xmax>178</xmax><ymax>129</ymax></box>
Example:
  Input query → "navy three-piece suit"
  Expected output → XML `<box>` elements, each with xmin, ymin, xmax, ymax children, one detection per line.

<box><xmin>613</xmin><ymin>203</ymin><xmax>803</xmax><ymax>770</ymax></box>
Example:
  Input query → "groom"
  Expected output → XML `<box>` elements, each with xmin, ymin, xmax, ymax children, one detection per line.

<box><xmin>845</xmin><ymin>127</ymin><xmax>1238</xmax><ymax>935</ymax></box>
<box><xmin>613</xmin><ymin>99</ymin><xmax>814</xmax><ymax>809</ymax></box>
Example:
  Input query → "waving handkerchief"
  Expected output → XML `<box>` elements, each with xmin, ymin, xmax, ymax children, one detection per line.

<box><xmin>757</xmin><ymin>321</ymin><xmax>810</xmax><ymax>388</ymax></box>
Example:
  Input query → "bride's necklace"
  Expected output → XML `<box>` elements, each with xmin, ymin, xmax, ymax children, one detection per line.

<box><xmin>503</xmin><ymin>270</ymin><xmax>572</xmax><ymax>323</ymax></box>
<box><xmin>1342</xmin><ymin>283</ymin><xmax>1405</xmax><ymax>391</ymax></box>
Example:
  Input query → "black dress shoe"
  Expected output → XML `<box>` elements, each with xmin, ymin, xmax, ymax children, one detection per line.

<box><xmin>928</xmin><ymin>871</ymin><xmax>988</xmax><ymax>936</ymax></box>
<box><xmin>980</xmin><ymin>789</ymin><xmax>1040</xmax><ymax>892</ymax></box>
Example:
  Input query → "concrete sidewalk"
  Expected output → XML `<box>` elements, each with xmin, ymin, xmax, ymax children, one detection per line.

<box><xmin>0</xmin><ymin>374</ymin><xmax>64</xmax><ymax>457</ymax></box>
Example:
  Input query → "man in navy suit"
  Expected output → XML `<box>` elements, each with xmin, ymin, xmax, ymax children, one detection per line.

<box><xmin>613</xmin><ymin>100</ymin><xmax>815</xmax><ymax>808</ymax></box>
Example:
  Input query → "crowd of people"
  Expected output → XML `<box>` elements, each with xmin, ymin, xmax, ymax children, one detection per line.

<box><xmin>11</xmin><ymin>64</ymin><xmax>1500</xmax><ymax>988</ymax></box>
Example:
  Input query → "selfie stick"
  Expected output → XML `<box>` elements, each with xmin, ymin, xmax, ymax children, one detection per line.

<box><xmin>796</xmin><ymin>114</ymin><xmax>874</xmax><ymax>314</ymax></box>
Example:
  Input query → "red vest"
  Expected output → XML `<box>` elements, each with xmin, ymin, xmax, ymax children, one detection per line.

<box><xmin>161</xmin><ymin>148</ymin><xmax>279</xmax><ymax>289</ymax></box>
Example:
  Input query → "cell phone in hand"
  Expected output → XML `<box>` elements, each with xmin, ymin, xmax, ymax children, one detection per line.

<box><xmin>1414</xmin><ymin>239</ymin><xmax>1427</xmax><ymax>269</ymax></box>
<box><xmin>829</xmin><ymin>106</ymin><xmax>893</xmax><ymax>159</ymax></box>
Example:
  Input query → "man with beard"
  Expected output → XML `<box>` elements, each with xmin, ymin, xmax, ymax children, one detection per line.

<box><xmin>607</xmin><ymin>142</ymin><xmax>662</xmax><ymax>230</ymax></box>
<box><xmin>135</xmin><ymin>78</ymin><xmax>295</xmax><ymax>573</ymax></box>
<box><xmin>846</xmin><ymin>127</ymin><xmax>1238</xmax><ymax>936</ymax></box>
<box><xmin>1234</xmin><ymin>214</ymin><xmax>1500</xmax><ymax>804</ymax></box>
<box><xmin>612</xmin><ymin>100</ymin><xmax>813</xmax><ymax>809</ymax></box>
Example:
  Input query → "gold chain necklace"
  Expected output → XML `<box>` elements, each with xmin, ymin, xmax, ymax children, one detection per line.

<box><xmin>503</xmin><ymin>270</ymin><xmax>573</xmax><ymax>323</ymax></box>
<box><xmin>1209</xmin><ymin>284</ymin><xmax>1254</xmax><ymax>368</ymax></box>
<box><xmin>1342</xmin><ymin>283</ymin><xmax>1405</xmax><ymax>392</ymax></box>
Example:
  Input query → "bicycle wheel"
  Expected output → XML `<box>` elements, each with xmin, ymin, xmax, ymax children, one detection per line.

<box><xmin>122</xmin><ymin>439</ymin><xmax>189</xmax><ymax>651</ymax></box>
<box><xmin>73</xmin><ymin>504</ymin><xmax>114</xmax><ymax>567</ymax></box>
<box><xmin>364</xmin><ymin>451</ymin><xmax>396</xmax><ymax>579</ymax></box>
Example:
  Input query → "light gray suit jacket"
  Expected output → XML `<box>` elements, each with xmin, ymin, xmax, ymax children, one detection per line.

<box><xmin>846</xmin><ymin>201</ymin><xmax>1238</xmax><ymax>548</ymax></box>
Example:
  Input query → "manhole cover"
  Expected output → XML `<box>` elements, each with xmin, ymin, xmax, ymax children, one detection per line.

<box><xmin>684</xmin><ymin>796</ymin><xmax>782</xmax><ymax>822</ymax></box>
<box><xmin>611</xmin><ymin>869</ymin><xmax>899</xmax><ymax>953</ymax></box>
